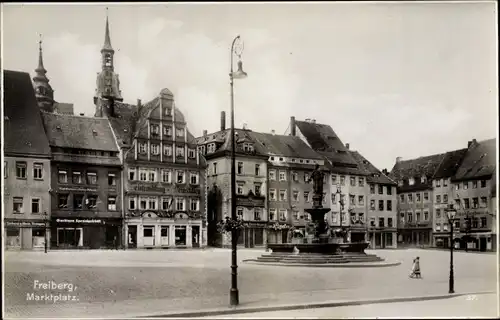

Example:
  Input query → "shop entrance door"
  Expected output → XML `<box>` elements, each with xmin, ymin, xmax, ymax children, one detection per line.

<box><xmin>128</xmin><ymin>225</ymin><xmax>137</xmax><ymax>248</ymax></box>
<box><xmin>143</xmin><ymin>226</ymin><xmax>155</xmax><ymax>247</ymax></box>
<box><xmin>191</xmin><ymin>226</ymin><xmax>200</xmax><ymax>248</ymax></box>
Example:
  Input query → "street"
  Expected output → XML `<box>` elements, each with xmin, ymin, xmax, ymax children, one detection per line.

<box><xmin>4</xmin><ymin>248</ymin><xmax>497</xmax><ymax>318</ymax></box>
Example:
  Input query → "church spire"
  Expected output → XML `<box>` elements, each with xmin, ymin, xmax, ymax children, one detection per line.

<box><xmin>102</xmin><ymin>7</ymin><xmax>113</xmax><ymax>53</ymax></box>
<box><xmin>33</xmin><ymin>34</ymin><xmax>55</xmax><ymax>112</ymax></box>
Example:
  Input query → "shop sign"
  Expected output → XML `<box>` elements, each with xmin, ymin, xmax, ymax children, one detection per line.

<box><xmin>176</xmin><ymin>186</ymin><xmax>200</xmax><ymax>194</ymax></box>
<box><xmin>55</xmin><ymin>218</ymin><xmax>104</xmax><ymax>224</ymax></box>
<box><xmin>59</xmin><ymin>187</ymin><xmax>98</xmax><ymax>192</ymax></box>
<box><xmin>133</xmin><ymin>184</ymin><xmax>165</xmax><ymax>193</ymax></box>
<box><xmin>5</xmin><ymin>221</ymin><xmax>46</xmax><ymax>227</ymax></box>
<box><xmin>236</xmin><ymin>197</ymin><xmax>265</xmax><ymax>207</ymax></box>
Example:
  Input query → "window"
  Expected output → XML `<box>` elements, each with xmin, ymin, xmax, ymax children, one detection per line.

<box><xmin>237</xmin><ymin>207</ymin><xmax>244</xmax><ymax>220</ymax></box>
<box><xmin>398</xmin><ymin>180</ymin><xmax>403</xmax><ymax>187</ymax></box>
<box><xmin>176</xmin><ymin>170</ymin><xmax>185</xmax><ymax>184</ymax></box>
<box><xmin>350</xmin><ymin>177</ymin><xmax>356</xmax><ymax>186</ymax></box>
<box><xmin>480</xmin><ymin>217</ymin><xmax>487</xmax><ymax>228</ymax></box>
<box><xmin>151</xmin><ymin>144</ymin><xmax>160</xmax><ymax>155</ymax></box>
<box><xmin>129</xmin><ymin>197</ymin><xmax>136</xmax><ymax>210</ymax></box>
<box><xmin>292</xmin><ymin>210</ymin><xmax>299</xmax><ymax>221</ymax></box>
<box><xmin>58</xmin><ymin>194</ymin><xmax>69</xmax><ymax>209</ymax></box>
<box><xmin>254</xmin><ymin>208</ymin><xmax>262</xmax><ymax>221</ymax></box>
<box><xmin>162</xmin><ymin>197</ymin><xmax>172</xmax><ymax>210</ymax></box>
<box><xmin>331</xmin><ymin>193</ymin><xmax>336</xmax><ymax>204</ymax></box>
<box><xmin>378</xmin><ymin>200</ymin><xmax>384</xmax><ymax>211</ymax></box>
<box><xmin>13</xmin><ymin>197</ymin><xmax>24</xmax><ymax>213</ymax></box>
<box><xmin>139</xmin><ymin>197</ymin><xmax>147</xmax><ymax>210</ymax></box>
<box><xmin>436</xmin><ymin>179</ymin><xmax>441</xmax><ymax>187</ymax></box>
<box><xmin>464</xmin><ymin>198</ymin><xmax>470</xmax><ymax>209</ymax></box>
<box><xmin>188</xmin><ymin>149</ymin><xmax>196</xmax><ymax>159</ymax></box>
<box><xmin>378</xmin><ymin>185</ymin><xmax>383</xmax><ymax>195</ymax></box>
<box><xmin>139</xmin><ymin>143</ymin><xmax>148</xmax><ymax>154</ymax></box>
<box><xmin>463</xmin><ymin>182</ymin><xmax>468</xmax><ymax>190</ymax></box>
<box><xmin>443</xmin><ymin>179</ymin><xmax>448</xmax><ymax>187</ymax></box>
<box><xmin>358</xmin><ymin>195</ymin><xmax>364</xmax><ymax>206</ymax></box>
<box><xmin>237</xmin><ymin>162</ymin><xmax>243</xmax><ymax>174</ymax></box>
<box><xmin>269</xmin><ymin>209</ymin><xmax>277</xmax><ymax>221</ymax></box>
<box><xmin>255</xmin><ymin>164</ymin><xmax>260</xmax><ymax>176</ymax></box>
<box><xmin>74</xmin><ymin>194</ymin><xmax>84</xmax><ymax>209</ymax></box>
<box><xmin>128</xmin><ymin>169</ymin><xmax>136</xmax><ymax>181</ymax></box>
<box><xmin>472</xmin><ymin>181</ymin><xmax>478</xmax><ymax>188</ymax></box>
<box><xmin>455</xmin><ymin>184</ymin><xmax>460</xmax><ymax>190</ymax></box>
<box><xmin>279</xmin><ymin>209</ymin><xmax>287</xmax><ymax>221</ymax></box>
<box><xmin>207</xmin><ymin>143</ymin><xmax>216</xmax><ymax>154</ymax></box>
<box><xmin>190</xmin><ymin>172</ymin><xmax>199</xmax><ymax>185</ymax></box>
<box><xmin>370</xmin><ymin>200</ymin><xmax>375</xmax><ymax>210</ymax></box>
<box><xmin>163</xmin><ymin>145</ymin><xmax>172</xmax><ymax>156</ymax></box>
<box><xmin>148</xmin><ymin>169</ymin><xmax>157</xmax><ymax>182</ymax></box>
<box><xmin>350</xmin><ymin>194</ymin><xmax>355</xmax><ymax>205</ymax></box>
<box><xmin>279</xmin><ymin>190</ymin><xmax>287</xmax><ymax>201</ymax></box>
<box><xmin>108</xmin><ymin>196</ymin><xmax>116</xmax><ymax>211</ymax></box>
<box><xmin>388</xmin><ymin>218</ymin><xmax>393</xmax><ymax>228</ymax></box>
<box><xmin>407</xmin><ymin>212</ymin><xmax>413</xmax><ymax>222</ymax></box>
<box><xmin>423</xmin><ymin>210</ymin><xmax>429</xmax><ymax>221</ymax></box>
<box><xmin>370</xmin><ymin>184</ymin><xmax>375</xmax><ymax>194</ymax></box>
<box><xmin>139</xmin><ymin>169</ymin><xmax>147</xmax><ymax>181</ymax></box>
<box><xmin>416</xmin><ymin>193</ymin><xmax>421</xmax><ymax>202</ymax></box>
<box><xmin>237</xmin><ymin>183</ymin><xmax>244</xmax><ymax>195</ymax></box>
<box><xmin>443</xmin><ymin>224</ymin><xmax>448</xmax><ymax>231</ymax></box>
<box><xmin>304</xmin><ymin>191</ymin><xmax>309</xmax><ymax>203</ymax></box>
<box><xmin>162</xmin><ymin>170</ymin><xmax>171</xmax><ymax>183</ymax></box>
<box><xmin>409</xmin><ymin>177</ymin><xmax>415</xmax><ymax>185</ymax></box>
<box><xmin>73</xmin><ymin>171</ymin><xmax>83</xmax><ymax>184</ymax></box>
<box><xmin>378</xmin><ymin>217</ymin><xmax>385</xmax><ymax>227</ymax></box>
<box><xmin>293</xmin><ymin>190</ymin><xmax>299</xmax><ymax>202</ymax></box>
<box><xmin>292</xmin><ymin>171</ymin><xmax>299</xmax><ymax>182</ymax></box>
<box><xmin>481</xmin><ymin>197</ymin><xmax>488</xmax><ymax>208</ymax></box>
<box><xmin>370</xmin><ymin>218</ymin><xmax>376</xmax><ymax>227</ymax></box>
<box><xmin>15</xmin><ymin>162</ymin><xmax>27</xmax><ymax>179</ymax></box>
<box><xmin>190</xmin><ymin>198</ymin><xmax>199</xmax><ymax>211</ymax></box>
<box><xmin>254</xmin><ymin>183</ymin><xmax>261</xmax><ymax>196</ymax></box>
<box><xmin>150</xmin><ymin>124</ymin><xmax>160</xmax><ymax>136</ymax></box>
<box><xmin>108</xmin><ymin>173</ymin><xmax>116</xmax><ymax>186</ymax></box>
<box><xmin>400</xmin><ymin>194</ymin><xmax>405</xmax><ymax>203</ymax></box>
<box><xmin>269</xmin><ymin>189</ymin><xmax>276</xmax><ymax>201</ymax></box>
<box><xmin>33</xmin><ymin>163</ymin><xmax>43</xmax><ymax>180</ymax></box>
<box><xmin>163</xmin><ymin>125</ymin><xmax>172</xmax><ymax>136</ymax></box>
<box><xmin>148</xmin><ymin>197</ymin><xmax>157</xmax><ymax>210</ymax></box>
<box><xmin>176</xmin><ymin>146</ymin><xmax>185</xmax><ymax>157</ymax></box>
<box><xmin>455</xmin><ymin>198</ymin><xmax>461</xmax><ymax>208</ymax></box>
<box><xmin>58</xmin><ymin>170</ymin><xmax>68</xmax><ymax>183</ymax></box>
<box><xmin>424</xmin><ymin>192</ymin><xmax>429</xmax><ymax>201</ymax></box>
<box><xmin>331</xmin><ymin>174</ymin><xmax>337</xmax><ymax>184</ymax></box>
<box><xmin>358</xmin><ymin>177</ymin><xmax>364</xmax><ymax>187</ymax></box>
<box><xmin>4</xmin><ymin>161</ymin><xmax>7</xmax><ymax>178</ymax></box>
<box><xmin>387</xmin><ymin>186</ymin><xmax>393</xmax><ymax>195</ymax></box>
<box><xmin>269</xmin><ymin>170</ymin><xmax>276</xmax><ymax>180</ymax></box>
<box><xmin>481</xmin><ymin>180</ymin><xmax>487</xmax><ymax>188</ymax></box>
<box><xmin>408</xmin><ymin>194</ymin><xmax>413</xmax><ymax>202</ymax></box>
<box><xmin>436</xmin><ymin>209</ymin><xmax>441</xmax><ymax>218</ymax></box>
<box><xmin>387</xmin><ymin>200</ymin><xmax>392</xmax><ymax>211</ymax></box>
<box><xmin>279</xmin><ymin>171</ymin><xmax>286</xmax><ymax>181</ymax></box>
<box><xmin>436</xmin><ymin>195</ymin><xmax>441</xmax><ymax>203</ymax></box>
<box><xmin>87</xmin><ymin>172</ymin><xmax>98</xmax><ymax>184</ymax></box>
<box><xmin>304</xmin><ymin>173</ymin><xmax>310</xmax><ymax>183</ymax></box>
<box><xmin>340</xmin><ymin>176</ymin><xmax>345</xmax><ymax>185</ymax></box>
<box><xmin>176</xmin><ymin>127</ymin><xmax>184</xmax><ymax>137</ymax></box>
<box><xmin>443</xmin><ymin>194</ymin><xmax>448</xmax><ymax>203</ymax></box>
<box><xmin>213</xmin><ymin>163</ymin><xmax>217</xmax><ymax>175</ymax></box>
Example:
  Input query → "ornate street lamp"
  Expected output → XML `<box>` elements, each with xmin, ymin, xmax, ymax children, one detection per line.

<box><xmin>446</xmin><ymin>204</ymin><xmax>457</xmax><ymax>294</ymax></box>
<box><xmin>229</xmin><ymin>35</ymin><xmax>247</xmax><ymax>307</ymax></box>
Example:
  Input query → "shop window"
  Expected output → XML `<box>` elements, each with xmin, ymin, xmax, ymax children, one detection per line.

<box><xmin>32</xmin><ymin>228</ymin><xmax>46</xmax><ymax>248</ymax></box>
<box><xmin>57</xmin><ymin>228</ymin><xmax>82</xmax><ymax>247</ymax></box>
<box><xmin>31</xmin><ymin>198</ymin><xmax>41</xmax><ymax>213</ymax></box>
<box><xmin>108</xmin><ymin>173</ymin><xmax>116</xmax><ymax>186</ymax></box>
<box><xmin>33</xmin><ymin>163</ymin><xmax>44</xmax><ymax>180</ymax></box>
<box><xmin>15</xmin><ymin>161</ymin><xmax>27</xmax><ymax>179</ymax></box>
<box><xmin>143</xmin><ymin>228</ymin><xmax>154</xmax><ymax>237</ymax></box>
<box><xmin>58</xmin><ymin>194</ymin><xmax>69</xmax><ymax>209</ymax></box>
<box><xmin>6</xmin><ymin>228</ymin><xmax>21</xmax><ymax>247</ymax></box>
<box><xmin>175</xmin><ymin>226</ymin><xmax>187</xmax><ymax>246</ymax></box>
<box><xmin>74</xmin><ymin>194</ymin><xmax>84</xmax><ymax>209</ymax></box>
<box><xmin>13</xmin><ymin>197</ymin><xmax>24</xmax><ymax>213</ymax></box>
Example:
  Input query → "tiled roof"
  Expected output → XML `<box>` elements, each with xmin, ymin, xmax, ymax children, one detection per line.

<box><xmin>294</xmin><ymin>120</ymin><xmax>359</xmax><ymax>167</ymax></box>
<box><xmin>349</xmin><ymin>151</ymin><xmax>396</xmax><ymax>185</ymax></box>
<box><xmin>249</xmin><ymin>131</ymin><xmax>323</xmax><ymax>159</ymax></box>
<box><xmin>453</xmin><ymin>138</ymin><xmax>496</xmax><ymax>181</ymax></box>
<box><xmin>432</xmin><ymin>148</ymin><xmax>468</xmax><ymax>179</ymax></box>
<box><xmin>390</xmin><ymin>153</ymin><xmax>446</xmax><ymax>181</ymax></box>
<box><xmin>54</xmin><ymin>102</ymin><xmax>74</xmax><ymax>115</ymax></box>
<box><xmin>41</xmin><ymin>112</ymin><xmax>119</xmax><ymax>152</ymax></box>
<box><xmin>3</xmin><ymin>70</ymin><xmax>51</xmax><ymax>158</ymax></box>
<box><xmin>196</xmin><ymin>129</ymin><xmax>270</xmax><ymax>158</ymax></box>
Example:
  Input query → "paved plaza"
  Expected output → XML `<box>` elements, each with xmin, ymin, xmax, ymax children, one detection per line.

<box><xmin>4</xmin><ymin>248</ymin><xmax>497</xmax><ymax>318</ymax></box>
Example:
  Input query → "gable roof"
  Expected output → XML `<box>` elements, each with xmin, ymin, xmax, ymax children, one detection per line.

<box><xmin>41</xmin><ymin>112</ymin><xmax>119</xmax><ymax>152</ymax></box>
<box><xmin>432</xmin><ymin>148</ymin><xmax>468</xmax><ymax>179</ymax></box>
<box><xmin>349</xmin><ymin>150</ymin><xmax>396</xmax><ymax>185</ymax></box>
<box><xmin>390</xmin><ymin>153</ymin><xmax>446</xmax><ymax>181</ymax></box>
<box><xmin>294</xmin><ymin>120</ymin><xmax>359</xmax><ymax>167</ymax></box>
<box><xmin>453</xmin><ymin>138</ymin><xmax>496</xmax><ymax>181</ymax></box>
<box><xmin>3</xmin><ymin>70</ymin><xmax>51</xmax><ymax>158</ymax></box>
<box><xmin>248</xmin><ymin>131</ymin><xmax>323</xmax><ymax>160</ymax></box>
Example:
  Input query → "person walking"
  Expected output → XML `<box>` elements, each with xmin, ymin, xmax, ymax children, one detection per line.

<box><xmin>410</xmin><ymin>256</ymin><xmax>421</xmax><ymax>278</ymax></box>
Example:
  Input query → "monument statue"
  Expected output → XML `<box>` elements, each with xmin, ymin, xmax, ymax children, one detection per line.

<box><xmin>308</xmin><ymin>164</ymin><xmax>325</xmax><ymax>201</ymax></box>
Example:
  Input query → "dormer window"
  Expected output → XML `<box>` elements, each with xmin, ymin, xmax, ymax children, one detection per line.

<box><xmin>398</xmin><ymin>180</ymin><xmax>403</xmax><ymax>187</ymax></box>
<box><xmin>197</xmin><ymin>145</ymin><xmax>206</xmax><ymax>155</ymax></box>
<box><xmin>176</xmin><ymin>127</ymin><xmax>185</xmax><ymax>137</ymax></box>
<box><xmin>165</xmin><ymin>107</ymin><xmax>172</xmax><ymax>116</ymax></box>
<box><xmin>243</xmin><ymin>143</ymin><xmax>254</xmax><ymax>152</ymax></box>
<box><xmin>150</xmin><ymin>124</ymin><xmax>159</xmax><ymax>136</ymax></box>
<box><xmin>408</xmin><ymin>177</ymin><xmax>415</xmax><ymax>186</ymax></box>
<box><xmin>139</xmin><ymin>143</ymin><xmax>148</xmax><ymax>154</ymax></box>
<box><xmin>176</xmin><ymin>146</ymin><xmax>185</xmax><ymax>157</ymax></box>
<box><xmin>207</xmin><ymin>143</ymin><xmax>216</xmax><ymax>154</ymax></box>
<box><xmin>188</xmin><ymin>149</ymin><xmax>196</xmax><ymax>159</ymax></box>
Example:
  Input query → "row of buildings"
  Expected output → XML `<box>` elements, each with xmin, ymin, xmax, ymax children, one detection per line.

<box><xmin>3</xmin><ymin>13</ymin><xmax>497</xmax><ymax>251</ymax></box>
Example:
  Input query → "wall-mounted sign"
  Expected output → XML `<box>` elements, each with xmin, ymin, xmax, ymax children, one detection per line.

<box><xmin>236</xmin><ymin>197</ymin><xmax>265</xmax><ymax>208</ymax></box>
<box><xmin>5</xmin><ymin>221</ymin><xmax>46</xmax><ymax>227</ymax></box>
<box><xmin>133</xmin><ymin>185</ymin><xmax>166</xmax><ymax>193</ymax></box>
<box><xmin>55</xmin><ymin>218</ymin><xmax>104</xmax><ymax>224</ymax></box>
<box><xmin>176</xmin><ymin>186</ymin><xmax>200</xmax><ymax>194</ymax></box>
<box><xmin>59</xmin><ymin>187</ymin><xmax>98</xmax><ymax>192</ymax></box>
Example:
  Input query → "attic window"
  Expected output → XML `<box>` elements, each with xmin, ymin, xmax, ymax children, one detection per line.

<box><xmin>421</xmin><ymin>176</ymin><xmax>427</xmax><ymax>183</ymax></box>
<box><xmin>306</xmin><ymin>160</ymin><xmax>310</xmax><ymax>163</ymax></box>
<box><xmin>292</xmin><ymin>159</ymin><xmax>296</xmax><ymax>162</ymax></box>
<box><xmin>270</xmin><ymin>157</ymin><xmax>274</xmax><ymax>161</ymax></box>
<box><xmin>363</xmin><ymin>160</ymin><xmax>368</xmax><ymax>164</ymax></box>
<box><xmin>92</xmin><ymin>130</ymin><xmax>98</xmax><ymax>136</ymax></box>
<box><xmin>408</xmin><ymin>177</ymin><xmax>415</xmax><ymax>186</ymax></box>
<box><xmin>300</xmin><ymin>159</ymin><xmax>304</xmax><ymax>163</ymax></box>
<box><xmin>124</xmin><ymin>129</ymin><xmax>128</xmax><ymax>133</ymax></box>
<box><xmin>56</xmin><ymin>126</ymin><xmax>62</xmax><ymax>131</ymax></box>
<box><xmin>279</xmin><ymin>157</ymin><xmax>283</xmax><ymax>161</ymax></box>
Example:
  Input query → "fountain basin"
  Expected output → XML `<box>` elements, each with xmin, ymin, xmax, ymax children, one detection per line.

<box><xmin>268</xmin><ymin>242</ymin><xmax>370</xmax><ymax>255</ymax></box>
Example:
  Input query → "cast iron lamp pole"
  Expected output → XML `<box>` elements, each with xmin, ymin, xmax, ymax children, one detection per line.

<box><xmin>229</xmin><ymin>35</ymin><xmax>248</xmax><ymax>307</ymax></box>
<box><xmin>446</xmin><ymin>204</ymin><xmax>456</xmax><ymax>294</ymax></box>
<box><xmin>44</xmin><ymin>211</ymin><xmax>48</xmax><ymax>253</ymax></box>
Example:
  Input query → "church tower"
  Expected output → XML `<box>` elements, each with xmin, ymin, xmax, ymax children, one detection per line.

<box><xmin>94</xmin><ymin>8</ymin><xmax>123</xmax><ymax>117</ymax></box>
<box><xmin>33</xmin><ymin>35</ymin><xmax>55</xmax><ymax>112</ymax></box>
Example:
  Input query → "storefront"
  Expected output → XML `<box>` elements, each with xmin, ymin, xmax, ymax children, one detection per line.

<box><xmin>126</xmin><ymin>211</ymin><xmax>204</xmax><ymax>249</ymax></box>
<box><xmin>4</xmin><ymin>219</ymin><xmax>49</xmax><ymax>250</ymax></box>
<box><xmin>368</xmin><ymin>228</ymin><xmax>397</xmax><ymax>249</ymax></box>
<box><xmin>51</xmin><ymin>217</ymin><xmax>122</xmax><ymax>249</ymax></box>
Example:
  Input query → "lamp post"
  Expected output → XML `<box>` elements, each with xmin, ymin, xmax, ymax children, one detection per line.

<box><xmin>446</xmin><ymin>204</ymin><xmax>457</xmax><ymax>294</ymax></box>
<box><xmin>44</xmin><ymin>211</ymin><xmax>48</xmax><ymax>253</ymax></box>
<box><xmin>229</xmin><ymin>35</ymin><xmax>247</xmax><ymax>307</ymax></box>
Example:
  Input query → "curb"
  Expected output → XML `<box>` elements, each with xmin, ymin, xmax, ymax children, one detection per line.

<box><xmin>242</xmin><ymin>259</ymin><xmax>402</xmax><ymax>268</ymax></box>
<box><xmin>137</xmin><ymin>291</ymin><xmax>495</xmax><ymax>318</ymax></box>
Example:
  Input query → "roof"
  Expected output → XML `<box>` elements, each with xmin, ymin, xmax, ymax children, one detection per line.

<box><xmin>294</xmin><ymin>120</ymin><xmax>359</xmax><ymax>167</ymax></box>
<box><xmin>54</xmin><ymin>102</ymin><xmax>74</xmax><ymax>115</ymax></box>
<box><xmin>349</xmin><ymin>150</ymin><xmax>396</xmax><ymax>185</ymax></box>
<box><xmin>248</xmin><ymin>132</ymin><xmax>323</xmax><ymax>159</ymax></box>
<box><xmin>453</xmin><ymin>138</ymin><xmax>496</xmax><ymax>181</ymax></box>
<box><xmin>389</xmin><ymin>153</ymin><xmax>446</xmax><ymax>192</ymax></box>
<box><xmin>3</xmin><ymin>70</ymin><xmax>51</xmax><ymax>158</ymax></box>
<box><xmin>432</xmin><ymin>148</ymin><xmax>468</xmax><ymax>179</ymax></box>
<box><xmin>41</xmin><ymin>112</ymin><xmax>119</xmax><ymax>152</ymax></box>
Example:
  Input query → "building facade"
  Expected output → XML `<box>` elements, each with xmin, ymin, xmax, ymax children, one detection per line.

<box><xmin>41</xmin><ymin>112</ymin><xmax>123</xmax><ymax>249</ymax></box>
<box><xmin>4</xmin><ymin>70</ymin><xmax>52</xmax><ymax>250</ymax></box>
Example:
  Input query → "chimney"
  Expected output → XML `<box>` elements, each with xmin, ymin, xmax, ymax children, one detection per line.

<box><xmin>290</xmin><ymin>116</ymin><xmax>296</xmax><ymax>136</ymax></box>
<box><xmin>311</xmin><ymin>119</ymin><xmax>316</xmax><ymax>124</ymax></box>
<box><xmin>203</xmin><ymin>130</ymin><xmax>208</xmax><ymax>138</ymax></box>
<box><xmin>345</xmin><ymin>143</ymin><xmax>350</xmax><ymax>150</ymax></box>
<box><xmin>305</xmin><ymin>118</ymin><xmax>310</xmax><ymax>122</ymax></box>
<box><xmin>271</xmin><ymin>129</ymin><xmax>275</xmax><ymax>135</ymax></box>
<box><xmin>220</xmin><ymin>111</ymin><xmax>226</xmax><ymax>131</ymax></box>
<box><xmin>396</xmin><ymin>157</ymin><xmax>402</xmax><ymax>163</ymax></box>
<box><xmin>137</xmin><ymin>99</ymin><xmax>142</xmax><ymax>114</ymax></box>
<box><xmin>242</xmin><ymin>123</ymin><xmax>248</xmax><ymax>130</ymax></box>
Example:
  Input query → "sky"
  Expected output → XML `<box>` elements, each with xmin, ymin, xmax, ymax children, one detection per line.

<box><xmin>2</xmin><ymin>2</ymin><xmax>498</xmax><ymax>170</ymax></box>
